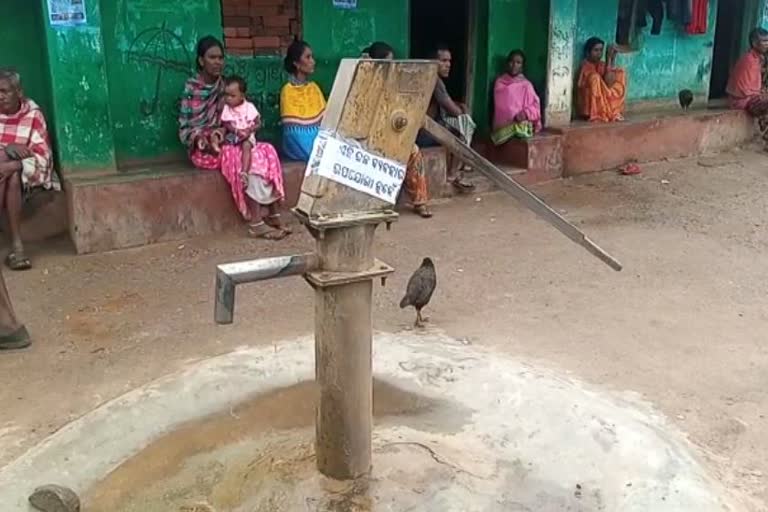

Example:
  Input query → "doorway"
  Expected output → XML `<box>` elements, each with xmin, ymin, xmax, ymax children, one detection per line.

<box><xmin>709</xmin><ymin>0</ymin><xmax>747</xmax><ymax>99</ymax></box>
<box><xmin>409</xmin><ymin>0</ymin><xmax>473</xmax><ymax>104</ymax></box>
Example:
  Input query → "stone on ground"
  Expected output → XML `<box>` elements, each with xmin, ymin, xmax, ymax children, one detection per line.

<box><xmin>28</xmin><ymin>485</ymin><xmax>80</xmax><ymax>512</ymax></box>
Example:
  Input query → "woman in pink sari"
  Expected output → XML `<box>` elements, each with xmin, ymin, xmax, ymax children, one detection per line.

<box><xmin>178</xmin><ymin>36</ymin><xmax>289</xmax><ymax>240</ymax></box>
<box><xmin>492</xmin><ymin>50</ymin><xmax>542</xmax><ymax>145</ymax></box>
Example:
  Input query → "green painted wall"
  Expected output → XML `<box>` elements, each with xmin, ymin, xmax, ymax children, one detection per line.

<box><xmin>544</xmin><ymin>0</ymin><xmax>578</xmax><ymax>126</ymax></box>
<box><xmin>41</xmin><ymin>0</ymin><xmax>116</xmax><ymax>172</ymax></box>
<box><xmin>471</xmin><ymin>0</ymin><xmax>491</xmax><ymax>127</ymax></box>
<box><xmin>574</xmin><ymin>0</ymin><xmax>719</xmax><ymax>104</ymax></box>
<box><xmin>302</xmin><ymin>0</ymin><xmax>410</xmax><ymax>94</ymax></box>
<box><xmin>760</xmin><ymin>0</ymin><xmax>768</xmax><ymax>27</ymax></box>
<box><xmin>525</xmin><ymin>0</ymin><xmax>552</xmax><ymax>91</ymax></box>
<box><xmin>0</xmin><ymin>1</ymin><xmax>53</xmax><ymax>122</ymax></box>
<box><xmin>100</xmin><ymin>0</ymin><xmax>223</xmax><ymax>167</ymax></box>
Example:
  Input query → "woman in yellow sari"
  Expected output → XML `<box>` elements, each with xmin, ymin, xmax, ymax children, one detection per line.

<box><xmin>577</xmin><ymin>37</ymin><xmax>627</xmax><ymax>123</ymax></box>
<box><xmin>280</xmin><ymin>39</ymin><xmax>326</xmax><ymax>162</ymax></box>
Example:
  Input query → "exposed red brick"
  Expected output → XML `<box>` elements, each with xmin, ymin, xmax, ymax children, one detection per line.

<box><xmin>251</xmin><ymin>6</ymin><xmax>281</xmax><ymax>16</ymax></box>
<box><xmin>259</xmin><ymin>26</ymin><xmax>289</xmax><ymax>36</ymax></box>
<box><xmin>225</xmin><ymin>37</ymin><xmax>253</xmax><ymax>49</ymax></box>
<box><xmin>223</xmin><ymin>16</ymin><xmax>251</xmax><ymax>28</ymax></box>
<box><xmin>263</xmin><ymin>15</ymin><xmax>290</xmax><ymax>28</ymax></box>
<box><xmin>223</xmin><ymin>0</ymin><xmax>300</xmax><ymax>52</ymax></box>
<box><xmin>252</xmin><ymin>36</ymin><xmax>281</xmax><ymax>48</ymax></box>
<box><xmin>228</xmin><ymin>48</ymin><xmax>254</xmax><ymax>56</ymax></box>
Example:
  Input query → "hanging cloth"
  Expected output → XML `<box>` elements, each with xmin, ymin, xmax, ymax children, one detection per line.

<box><xmin>686</xmin><ymin>0</ymin><xmax>708</xmax><ymax>35</ymax></box>
<box><xmin>665</xmin><ymin>0</ymin><xmax>691</xmax><ymax>25</ymax></box>
<box><xmin>647</xmin><ymin>0</ymin><xmax>665</xmax><ymax>35</ymax></box>
<box><xmin>636</xmin><ymin>0</ymin><xmax>665</xmax><ymax>36</ymax></box>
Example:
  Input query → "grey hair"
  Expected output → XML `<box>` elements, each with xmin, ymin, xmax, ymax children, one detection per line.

<box><xmin>0</xmin><ymin>69</ymin><xmax>21</xmax><ymax>90</ymax></box>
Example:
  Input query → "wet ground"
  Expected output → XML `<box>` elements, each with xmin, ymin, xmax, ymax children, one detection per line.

<box><xmin>1</xmin><ymin>147</ymin><xmax>767</xmax><ymax>509</ymax></box>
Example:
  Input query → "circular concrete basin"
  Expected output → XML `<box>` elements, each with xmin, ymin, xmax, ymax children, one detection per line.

<box><xmin>0</xmin><ymin>332</ymin><xmax>739</xmax><ymax>511</ymax></box>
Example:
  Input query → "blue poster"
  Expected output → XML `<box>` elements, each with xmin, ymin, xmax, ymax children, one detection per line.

<box><xmin>333</xmin><ymin>0</ymin><xmax>357</xmax><ymax>9</ymax></box>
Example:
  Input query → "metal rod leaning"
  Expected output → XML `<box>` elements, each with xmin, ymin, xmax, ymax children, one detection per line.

<box><xmin>423</xmin><ymin>117</ymin><xmax>622</xmax><ymax>272</ymax></box>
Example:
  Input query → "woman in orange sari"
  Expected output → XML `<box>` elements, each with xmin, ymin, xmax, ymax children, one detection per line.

<box><xmin>363</xmin><ymin>42</ymin><xmax>433</xmax><ymax>218</ymax></box>
<box><xmin>577</xmin><ymin>37</ymin><xmax>627</xmax><ymax>123</ymax></box>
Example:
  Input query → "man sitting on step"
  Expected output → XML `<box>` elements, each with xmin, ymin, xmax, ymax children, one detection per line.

<box><xmin>0</xmin><ymin>69</ymin><xmax>58</xmax><ymax>271</ymax></box>
<box><xmin>417</xmin><ymin>45</ymin><xmax>476</xmax><ymax>193</ymax></box>
<box><xmin>727</xmin><ymin>28</ymin><xmax>768</xmax><ymax>145</ymax></box>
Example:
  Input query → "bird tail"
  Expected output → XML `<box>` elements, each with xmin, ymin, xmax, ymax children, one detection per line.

<box><xmin>399</xmin><ymin>296</ymin><xmax>409</xmax><ymax>309</ymax></box>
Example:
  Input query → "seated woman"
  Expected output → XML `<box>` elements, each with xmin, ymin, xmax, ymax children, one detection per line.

<box><xmin>178</xmin><ymin>36</ymin><xmax>289</xmax><ymax>240</ymax></box>
<box><xmin>492</xmin><ymin>49</ymin><xmax>543</xmax><ymax>145</ymax></box>
<box><xmin>0</xmin><ymin>69</ymin><xmax>58</xmax><ymax>271</ymax></box>
<box><xmin>577</xmin><ymin>37</ymin><xmax>627</xmax><ymax>123</ymax></box>
<box><xmin>280</xmin><ymin>39</ymin><xmax>326</xmax><ymax>162</ymax></box>
<box><xmin>363</xmin><ymin>41</ymin><xmax>432</xmax><ymax>218</ymax></box>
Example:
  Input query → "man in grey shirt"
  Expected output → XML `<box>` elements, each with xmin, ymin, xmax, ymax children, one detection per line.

<box><xmin>419</xmin><ymin>45</ymin><xmax>476</xmax><ymax>191</ymax></box>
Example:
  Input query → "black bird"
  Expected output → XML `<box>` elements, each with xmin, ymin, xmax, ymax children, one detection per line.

<box><xmin>678</xmin><ymin>89</ymin><xmax>694</xmax><ymax>111</ymax></box>
<box><xmin>400</xmin><ymin>258</ymin><xmax>437</xmax><ymax>328</ymax></box>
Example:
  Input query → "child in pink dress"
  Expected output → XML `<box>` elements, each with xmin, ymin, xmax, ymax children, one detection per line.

<box><xmin>219</xmin><ymin>76</ymin><xmax>290</xmax><ymax>240</ymax></box>
<box><xmin>221</xmin><ymin>76</ymin><xmax>260</xmax><ymax>183</ymax></box>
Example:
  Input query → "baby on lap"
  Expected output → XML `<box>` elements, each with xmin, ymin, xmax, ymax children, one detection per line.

<box><xmin>221</xmin><ymin>75</ymin><xmax>260</xmax><ymax>184</ymax></box>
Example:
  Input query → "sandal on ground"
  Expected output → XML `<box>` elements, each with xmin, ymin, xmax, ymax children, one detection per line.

<box><xmin>5</xmin><ymin>251</ymin><xmax>31</xmax><ymax>271</ymax></box>
<box><xmin>265</xmin><ymin>214</ymin><xmax>293</xmax><ymax>234</ymax></box>
<box><xmin>451</xmin><ymin>177</ymin><xmax>476</xmax><ymax>193</ymax></box>
<box><xmin>248</xmin><ymin>222</ymin><xmax>289</xmax><ymax>241</ymax></box>
<box><xmin>414</xmin><ymin>205</ymin><xmax>433</xmax><ymax>218</ymax></box>
<box><xmin>0</xmin><ymin>325</ymin><xmax>31</xmax><ymax>350</ymax></box>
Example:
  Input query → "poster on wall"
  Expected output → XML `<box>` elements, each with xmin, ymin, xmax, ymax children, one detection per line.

<box><xmin>48</xmin><ymin>0</ymin><xmax>87</xmax><ymax>26</ymax></box>
<box><xmin>333</xmin><ymin>0</ymin><xmax>357</xmax><ymax>9</ymax></box>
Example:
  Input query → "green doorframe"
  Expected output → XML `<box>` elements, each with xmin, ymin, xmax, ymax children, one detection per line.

<box><xmin>464</xmin><ymin>0</ymin><xmax>479</xmax><ymax>114</ymax></box>
<box><xmin>743</xmin><ymin>0</ymin><xmax>765</xmax><ymax>52</ymax></box>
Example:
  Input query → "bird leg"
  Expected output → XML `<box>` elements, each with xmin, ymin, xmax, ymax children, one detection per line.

<box><xmin>414</xmin><ymin>310</ymin><xmax>429</xmax><ymax>328</ymax></box>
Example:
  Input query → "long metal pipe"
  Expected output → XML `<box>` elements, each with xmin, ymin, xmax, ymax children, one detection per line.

<box><xmin>214</xmin><ymin>253</ymin><xmax>320</xmax><ymax>324</ymax></box>
<box><xmin>423</xmin><ymin>117</ymin><xmax>622</xmax><ymax>272</ymax></box>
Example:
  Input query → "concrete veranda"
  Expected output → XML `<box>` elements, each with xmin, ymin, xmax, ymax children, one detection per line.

<box><xmin>1</xmin><ymin>147</ymin><xmax>767</xmax><ymax>509</ymax></box>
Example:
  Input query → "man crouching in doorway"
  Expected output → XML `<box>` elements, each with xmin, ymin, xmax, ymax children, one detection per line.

<box><xmin>417</xmin><ymin>45</ymin><xmax>476</xmax><ymax>192</ymax></box>
<box><xmin>0</xmin><ymin>68</ymin><xmax>58</xmax><ymax>271</ymax></box>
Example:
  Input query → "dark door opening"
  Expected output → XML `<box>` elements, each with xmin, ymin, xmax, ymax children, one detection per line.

<box><xmin>410</xmin><ymin>0</ymin><xmax>471</xmax><ymax>103</ymax></box>
<box><xmin>710</xmin><ymin>0</ymin><xmax>747</xmax><ymax>99</ymax></box>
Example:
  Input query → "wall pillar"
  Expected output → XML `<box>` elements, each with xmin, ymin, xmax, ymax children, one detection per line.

<box><xmin>759</xmin><ymin>0</ymin><xmax>768</xmax><ymax>26</ymax></box>
<box><xmin>40</xmin><ymin>0</ymin><xmax>116</xmax><ymax>174</ymax></box>
<box><xmin>544</xmin><ymin>0</ymin><xmax>578</xmax><ymax>128</ymax></box>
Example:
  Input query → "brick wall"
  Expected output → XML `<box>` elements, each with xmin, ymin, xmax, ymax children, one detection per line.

<box><xmin>222</xmin><ymin>0</ymin><xmax>301</xmax><ymax>56</ymax></box>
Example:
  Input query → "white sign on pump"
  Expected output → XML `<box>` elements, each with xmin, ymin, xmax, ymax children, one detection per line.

<box><xmin>305</xmin><ymin>131</ymin><xmax>406</xmax><ymax>205</ymax></box>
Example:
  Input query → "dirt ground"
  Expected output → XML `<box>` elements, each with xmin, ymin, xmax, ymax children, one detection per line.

<box><xmin>1</xmin><ymin>147</ymin><xmax>767</xmax><ymax>508</ymax></box>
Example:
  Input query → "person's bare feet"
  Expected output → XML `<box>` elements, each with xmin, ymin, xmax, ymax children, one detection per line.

<box><xmin>210</xmin><ymin>133</ymin><xmax>222</xmax><ymax>155</ymax></box>
<box><xmin>247</xmin><ymin>222</ymin><xmax>288</xmax><ymax>241</ymax></box>
<box><xmin>414</xmin><ymin>205</ymin><xmax>433</xmax><ymax>218</ymax></box>
<box><xmin>449</xmin><ymin>173</ymin><xmax>475</xmax><ymax>193</ymax></box>
<box><xmin>265</xmin><ymin>214</ymin><xmax>293</xmax><ymax>235</ymax></box>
